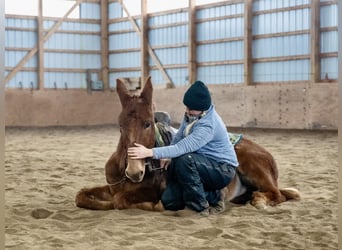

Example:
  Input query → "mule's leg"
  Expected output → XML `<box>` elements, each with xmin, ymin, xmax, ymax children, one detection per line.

<box><xmin>112</xmin><ymin>187</ymin><xmax>163</xmax><ymax>211</ymax></box>
<box><xmin>75</xmin><ymin>185</ymin><xmax>115</xmax><ymax>210</ymax></box>
<box><xmin>128</xmin><ymin>200</ymin><xmax>165</xmax><ymax>212</ymax></box>
<box><xmin>244</xmin><ymin>173</ymin><xmax>286</xmax><ymax>209</ymax></box>
<box><xmin>235</xmin><ymin>137</ymin><xmax>288</xmax><ymax>209</ymax></box>
<box><xmin>251</xmin><ymin>190</ymin><xmax>286</xmax><ymax>209</ymax></box>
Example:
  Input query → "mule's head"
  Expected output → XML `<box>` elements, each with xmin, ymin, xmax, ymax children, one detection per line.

<box><xmin>116</xmin><ymin>76</ymin><xmax>155</xmax><ymax>183</ymax></box>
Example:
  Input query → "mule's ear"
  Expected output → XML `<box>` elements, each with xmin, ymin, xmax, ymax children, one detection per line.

<box><xmin>116</xmin><ymin>78</ymin><xmax>130</xmax><ymax>107</ymax></box>
<box><xmin>140</xmin><ymin>76</ymin><xmax>153</xmax><ymax>105</ymax></box>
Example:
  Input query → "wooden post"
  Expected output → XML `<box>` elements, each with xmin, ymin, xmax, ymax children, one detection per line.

<box><xmin>118</xmin><ymin>0</ymin><xmax>174</xmax><ymax>87</ymax></box>
<box><xmin>141</xmin><ymin>0</ymin><xmax>149</xmax><ymax>84</ymax></box>
<box><xmin>188</xmin><ymin>0</ymin><xmax>196</xmax><ymax>85</ymax></box>
<box><xmin>37</xmin><ymin>0</ymin><xmax>44</xmax><ymax>90</ymax></box>
<box><xmin>244</xmin><ymin>0</ymin><xmax>253</xmax><ymax>85</ymax></box>
<box><xmin>310</xmin><ymin>0</ymin><xmax>320</xmax><ymax>83</ymax></box>
<box><xmin>101</xmin><ymin>0</ymin><xmax>109</xmax><ymax>90</ymax></box>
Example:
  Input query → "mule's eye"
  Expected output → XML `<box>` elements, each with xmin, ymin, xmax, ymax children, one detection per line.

<box><xmin>143</xmin><ymin>121</ymin><xmax>151</xmax><ymax>129</ymax></box>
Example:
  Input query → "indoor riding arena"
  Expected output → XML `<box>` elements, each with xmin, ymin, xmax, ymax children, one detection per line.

<box><xmin>4</xmin><ymin>0</ymin><xmax>338</xmax><ymax>249</ymax></box>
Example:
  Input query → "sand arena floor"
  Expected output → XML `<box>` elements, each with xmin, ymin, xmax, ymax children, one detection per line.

<box><xmin>5</xmin><ymin>126</ymin><xmax>338</xmax><ymax>249</ymax></box>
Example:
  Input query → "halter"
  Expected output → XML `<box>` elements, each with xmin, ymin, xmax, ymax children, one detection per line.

<box><xmin>145</xmin><ymin>122</ymin><xmax>172</xmax><ymax>172</ymax></box>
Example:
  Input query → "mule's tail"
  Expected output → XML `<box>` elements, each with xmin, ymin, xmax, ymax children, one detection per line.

<box><xmin>280</xmin><ymin>188</ymin><xmax>301</xmax><ymax>201</ymax></box>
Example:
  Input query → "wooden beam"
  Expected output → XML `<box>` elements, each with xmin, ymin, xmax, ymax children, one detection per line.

<box><xmin>5</xmin><ymin>0</ymin><xmax>84</xmax><ymax>84</ymax></box>
<box><xmin>37</xmin><ymin>0</ymin><xmax>44</xmax><ymax>90</ymax></box>
<box><xmin>118</xmin><ymin>0</ymin><xmax>174</xmax><ymax>87</ymax></box>
<box><xmin>188</xmin><ymin>0</ymin><xmax>197</xmax><ymax>85</ymax></box>
<box><xmin>244</xmin><ymin>0</ymin><xmax>253</xmax><ymax>85</ymax></box>
<box><xmin>311</xmin><ymin>0</ymin><xmax>320</xmax><ymax>83</ymax></box>
<box><xmin>101</xmin><ymin>0</ymin><xmax>109</xmax><ymax>90</ymax></box>
<box><xmin>141</xmin><ymin>0</ymin><xmax>149</xmax><ymax>84</ymax></box>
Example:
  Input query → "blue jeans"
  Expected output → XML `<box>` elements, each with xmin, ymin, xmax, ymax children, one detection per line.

<box><xmin>161</xmin><ymin>153</ymin><xmax>236</xmax><ymax>212</ymax></box>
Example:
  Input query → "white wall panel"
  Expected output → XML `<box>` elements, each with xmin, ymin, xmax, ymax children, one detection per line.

<box><xmin>253</xmin><ymin>60</ymin><xmax>310</xmax><ymax>82</ymax></box>
<box><xmin>109</xmin><ymin>51</ymin><xmax>140</xmax><ymax>68</ymax></box>
<box><xmin>253</xmin><ymin>34</ymin><xmax>310</xmax><ymax>58</ymax></box>
<box><xmin>321</xmin><ymin>57</ymin><xmax>338</xmax><ymax>79</ymax></box>
<box><xmin>197</xmin><ymin>41</ymin><xmax>243</xmax><ymax>62</ymax></box>
<box><xmin>198</xmin><ymin>64</ymin><xmax>243</xmax><ymax>84</ymax></box>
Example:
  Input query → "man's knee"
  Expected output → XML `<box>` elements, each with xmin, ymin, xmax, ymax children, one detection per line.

<box><xmin>173</xmin><ymin>154</ymin><xmax>196</xmax><ymax>178</ymax></box>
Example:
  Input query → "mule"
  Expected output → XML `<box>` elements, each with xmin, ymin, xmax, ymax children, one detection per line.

<box><xmin>75</xmin><ymin>77</ymin><xmax>300</xmax><ymax>211</ymax></box>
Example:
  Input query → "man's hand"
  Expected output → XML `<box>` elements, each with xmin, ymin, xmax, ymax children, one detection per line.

<box><xmin>160</xmin><ymin>158</ymin><xmax>171</xmax><ymax>170</ymax></box>
<box><xmin>127</xmin><ymin>143</ymin><xmax>153</xmax><ymax>159</ymax></box>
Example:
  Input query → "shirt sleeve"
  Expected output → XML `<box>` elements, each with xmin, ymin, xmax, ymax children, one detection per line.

<box><xmin>152</xmin><ymin>120</ymin><xmax>214</xmax><ymax>159</ymax></box>
<box><xmin>170</xmin><ymin>119</ymin><xmax>186</xmax><ymax>145</ymax></box>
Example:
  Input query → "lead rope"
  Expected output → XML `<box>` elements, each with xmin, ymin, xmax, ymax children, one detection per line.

<box><xmin>108</xmin><ymin>176</ymin><xmax>126</xmax><ymax>186</ymax></box>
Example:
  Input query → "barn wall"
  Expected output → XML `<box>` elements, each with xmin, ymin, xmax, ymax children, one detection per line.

<box><xmin>5</xmin><ymin>89</ymin><xmax>119</xmax><ymax>126</ymax></box>
<box><xmin>5</xmin><ymin>82</ymin><xmax>337</xmax><ymax>130</ymax></box>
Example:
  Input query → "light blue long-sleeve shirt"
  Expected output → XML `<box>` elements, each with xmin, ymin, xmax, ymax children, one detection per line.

<box><xmin>152</xmin><ymin>105</ymin><xmax>239</xmax><ymax>167</ymax></box>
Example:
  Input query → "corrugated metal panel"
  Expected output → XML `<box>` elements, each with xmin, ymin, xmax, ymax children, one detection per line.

<box><xmin>45</xmin><ymin>33</ymin><xmax>101</xmax><ymax>50</ymax></box>
<box><xmin>252</xmin><ymin>8</ymin><xmax>310</xmax><ymax>35</ymax></box>
<box><xmin>253</xmin><ymin>34</ymin><xmax>310</xmax><ymax>58</ymax></box>
<box><xmin>80</xmin><ymin>3</ymin><xmax>100</xmax><ymax>19</ymax></box>
<box><xmin>5</xmin><ymin>30</ymin><xmax>37</xmax><ymax>47</ymax></box>
<box><xmin>197</xmin><ymin>18</ymin><xmax>244</xmax><ymax>41</ymax></box>
<box><xmin>46</xmin><ymin>20</ymin><xmax>99</xmax><ymax>31</ymax></box>
<box><xmin>149</xmin><ymin>25</ymin><xmax>188</xmax><ymax>46</ymax></box>
<box><xmin>60</xmin><ymin>22</ymin><xmax>101</xmax><ymax>32</ymax></box>
<box><xmin>197</xmin><ymin>41</ymin><xmax>243</xmax><ymax>62</ymax></box>
<box><xmin>6</xmin><ymin>17</ymin><xmax>36</xmax><ymax>29</ymax></box>
<box><xmin>197</xmin><ymin>3</ymin><xmax>244</xmax><ymax>19</ymax></box>
<box><xmin>108</xmin><ymin>2</ymin><xmax>123</xmax><ymax>19</ymax></box>
<box><xmin>320</xmin><ymin>31</ymin><xmax>338</xmax><ymax>53</ymax></box>
<box><xmin>43</xmin><ymin>20</ymin><xmax>56</xmax><ymax>30</ymax></box>
<box><xmin>109</xmin><ymin>32</ymin><xmax>140</xmax><ymax>50</ymax></box>
<box><xmin>109</xmin><ymin>20</ymin><xmax>133</xmax><ymax>32</ymax></box>
<box><xmin>253</xmin><ymin>60</ymin><xmax>310</xmax><ymax>82</ymax></box>
<box><xmin>320</xmin><ymin>3</ymin><xmax>337</xmax><ymax>80</ymax></box>
<box><xmin>165</xmin><ymin>68</ymin><xmax>188</xmax><ymax>86</ymax></box>
<box><xmin>149</xmin><ymin>68</ymin><xmax>188</xmax><ymax>87</ymax></box>
<box><xmin>149</xmin><ymin>12</ymin><xmax>188</xmax><ymax>26</ymax></box>
<box><xmin>321</xmin><ymin>57</ymin><xmax>338</xmax><ymax>79</ymax></box>
<box><xmin>150</xmin><ymin>47</ymin><xmax>188</xmax><ymax>65</ymax></box>
<box><xmin>109</xmin><ymin>51</ymin><xmax>140</xmax><ymax>68</ymax></box>
<box><xmin>197</xmin><ymin>64</ymin><xmax>243</xmax><ymax>84</ymax></box>
<box><xmin>5</xmin><ymin>51</ymin><xmax>37</xmax><ymax>68</ymax></box>
<box><xmin>44</xmin><ymin>72</ymin><xmax>87</xmax><ymax>89</ymax></box>
<box><xmin>320</xmin><ymin>4</ymin><xmax>337</xmax><ymax>27</ymax></box>
<box><xmin>253</xmin><ymin>0</ymin><xmax>309</xmax><ymax>11</ymax></box>
<box><xmin>5</xmin><ymin>71</ymin><xmax>38</xmax><ymax>89</ymax></box>
<box><xmin>44</xmin><ymin>53</ymin><xmax>101</xmax><ymax>69</ymax></box>
<box><xmin>149</xmin><ymin>69</ymin><xmax>164</xmax><ymax>86</ymax></box>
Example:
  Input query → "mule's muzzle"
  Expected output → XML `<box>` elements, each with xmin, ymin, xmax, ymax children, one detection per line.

<box><xmin>125</xmin><ymin>159</ymin><xmax>145</xmax><ymax>183</ymax></box>
<box><xmin>125</xmin><ymin>169</ymin><xmax>144</xmax><ymax>183</ymax></box>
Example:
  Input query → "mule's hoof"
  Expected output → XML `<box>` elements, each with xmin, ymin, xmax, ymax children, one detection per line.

<box><xmin>154</xmin><ymin>200</ymin><xmax>165</xmax><ymax>211</ymax></box>
<box><xmin>252</xmin><ymin>201</ymin><xmax>267</xmax><ymax>209</ymax></box>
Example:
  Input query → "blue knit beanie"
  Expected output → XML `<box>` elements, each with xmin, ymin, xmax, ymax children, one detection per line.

<box><xmin>183</xmin><ymin>81</ymin><xmax>211</xmax><ymax>111</ymax></box>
